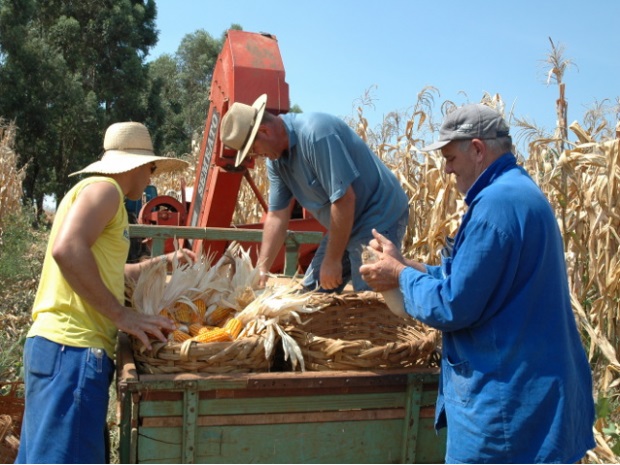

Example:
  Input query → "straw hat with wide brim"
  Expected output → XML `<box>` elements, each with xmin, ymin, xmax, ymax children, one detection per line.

<box><xmin>69</xmin><ymin>122</ymin><xmax>188</xmax><ymax>177</ymax></box>
<box><xmin>220</xmin><ymin>94</ymin><xmax>268</xmax><ymax>167</ymax></box>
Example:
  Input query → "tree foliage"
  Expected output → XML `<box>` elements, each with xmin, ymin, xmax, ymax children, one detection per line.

<box><xmin>148</xmin><ymin>25</ymin><xmax>241</xmax><ymax>156</ymax></box>
<box><xmin>0</xmin><ymin>0</ymin><xmax>161</xmax><ymax>211</ymax></box>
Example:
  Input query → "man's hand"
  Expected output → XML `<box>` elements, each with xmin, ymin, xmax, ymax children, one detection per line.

<box><xmin>114</xmin><ymin>308</ymin><xmax>176</xmax><ymax>350</ymax></box>
<box><xmin>360</xmin><ymin>229</ymin><xmax>407</xmax><ymax>291</ymax></box>
<box><xmin>258</xmin><ymin>268</ymin><xmax>269</xmax><ymax>288</ymax></box>
<box><xmin>320</xmin><ymin>257</ymin><xmax>343</xmax><ymax>291</ymax></box>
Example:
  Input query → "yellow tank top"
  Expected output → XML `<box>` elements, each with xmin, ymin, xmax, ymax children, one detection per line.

<box><xmin>28</xmin><ymin>177</ymin><xmax>129</xmax><ymax>359</ymax></box>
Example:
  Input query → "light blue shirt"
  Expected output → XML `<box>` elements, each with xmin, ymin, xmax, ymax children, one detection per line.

<box><xmin>267</xmin><ymin>112</ymin><xmax>408</xmax><ymax>240</ymax></box>
<box><xmin>400</xmin><ymin>154</ymin><xmax>595</xmax><ymax>463</ymax></box>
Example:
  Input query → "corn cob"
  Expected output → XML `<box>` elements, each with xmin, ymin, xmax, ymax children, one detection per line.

<box><xmin>169</xmin><ymin>329</ymin><xmax>192</xmax><ymax>343</ymax></box>
<box><xmin>193</xmin><ymin>327</ymin><xmax>232</xmax><ymax>343</ymax></box>
<box><xmin>197</xmin><ymin>325</ymin><xmax>216</xmax><ymax>335</ymax></box>
<box><xmin>174</xmin><ymin>302</ymin><xmax>199</xmax><ymax>324</ymax></box>
<box><xmin>206</xmin><ymin>306</ymin><xmax>234</xmax><ymax>326</ymax></box>
<box><xmin>159</xmin><ymin>308</ymin><xmax>174</xmax><ymax>320</ymax></box>
<box><xmin>188</xmin><ymin>323</ymin><xmax>213</xmax><ymax>337</ymax></box>
<box><xmin>223</xmin><ymin>317</ymin><xmax>243</xmax><ymax>339</ymax></box>
<box><xmin>193</xmin><ymin>299</ymin><xmax>207</xmax><ymax>321</ymax></box>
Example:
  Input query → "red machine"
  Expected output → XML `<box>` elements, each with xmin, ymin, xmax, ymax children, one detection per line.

<box><xmin>139</xmin><ymin>30</ymin><xmax>324</xmax><ymax>273</ymax></box>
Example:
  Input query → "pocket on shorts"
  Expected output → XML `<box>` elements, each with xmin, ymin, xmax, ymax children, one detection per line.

<box><xmin>26</xmin><ymin>336</ymin><xmax>60</xmax><ymax>377</ymax></box>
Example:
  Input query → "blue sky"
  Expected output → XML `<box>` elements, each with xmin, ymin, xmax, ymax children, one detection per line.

<box><xmin>149</xmin><ymin>0</ymin><xmax>620</xmax><ymax>147</ymax></box>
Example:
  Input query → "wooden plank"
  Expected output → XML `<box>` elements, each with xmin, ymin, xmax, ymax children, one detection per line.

<box><xmin>129</xmin><ymin>367</ymin><xmax>439</xmax><ymax>390</ymax></box>
<box><xmin>137</xmin><ymin>419</ymin><xmax>409</xmax><ymax>464</ymax></box>
<box><xmin>138</xmin><ymin>383</ymin><xmax>413</xmax><ymax>402</ymax></box>
<box><xmin>139</xmin><ymin>391</ymin><xmax>407</xmax><ymax>418</ymax></box>
<box><xmin>128</xmin><ymin>224</ymin><xmax>323</xmax><ymax>245</ymax></box>
<box><xmin>141</xmin><ymin>408</ymin><xmax>404</xmax><ymax>427</ymax></box>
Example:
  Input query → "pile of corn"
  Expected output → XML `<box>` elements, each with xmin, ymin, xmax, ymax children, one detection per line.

<box><xmin>165</xmin><ymin>299</ymin><xmax>243</xmax><ymax>344</ymax></box>
<box><xmin>130</xmin><ymin>241</ymin><xmax>321</xmax><ymax>370</ymax></box>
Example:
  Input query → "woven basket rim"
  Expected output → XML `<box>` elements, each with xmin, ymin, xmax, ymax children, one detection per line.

<box><xmin>131</xmin><ymin>332</ymin><xmax>274</xmax><ymax>374</ymax></box>
<box><xmin>286</xmin><ymin>291</ymin><xmax>440</xmax><ymax>371</ymax></box>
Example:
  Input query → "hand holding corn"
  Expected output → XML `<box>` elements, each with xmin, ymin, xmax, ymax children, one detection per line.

<box><xmin>359</xmin><ymin>229</ymin><xmax>407</xmax><ymax>292</ymax></box>
<box><xmin>114</xmin><ymin>305</ymin><xmax>176</xmax><ymax>350</ymax></box>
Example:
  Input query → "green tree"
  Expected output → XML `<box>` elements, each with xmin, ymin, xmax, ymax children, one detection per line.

<box><xmin>148</xmin><ymin>25</ymin><xmax>242</xmax><ymax>156</ymax></box>
<box><xmin>0</xmin><ymin>0</ymin><xmax>161</xmax><ymax>212</ymax></box>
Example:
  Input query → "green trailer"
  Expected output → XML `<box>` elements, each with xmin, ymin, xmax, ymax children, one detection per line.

<box><xmin>116</xmin><ymin>224</ymin><xmax>446</xmax><ymax>463</ymax></box>
<box><xmin>116</xmin><ymin>333</ymin><xmax>445</xmax><ymax>464</ymax></box>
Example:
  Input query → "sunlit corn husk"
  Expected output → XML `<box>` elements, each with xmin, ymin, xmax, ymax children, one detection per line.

<box><xmin>220</xmin><ymin>243</ymin><xmax>262</xmax><ymax>311</ymax></box>
<box><xmin>235</xmin><ymin>280</ymin><xmax>323</xmax><ymax>371</ymax></box>
<box><xmin>131</xmin><ymin>259</ymin><xmax>167</xmax><ymax>316</ymax></box>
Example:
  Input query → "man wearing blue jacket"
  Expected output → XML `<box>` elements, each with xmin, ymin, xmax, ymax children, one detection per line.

<box><xmin>360</xmin><ymin>104</ymin><xmax>595</xmax><ymax>463</ymax></box>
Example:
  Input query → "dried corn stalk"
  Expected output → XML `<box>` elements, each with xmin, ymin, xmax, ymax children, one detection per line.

<box><xmin>236</xmin><ymin>281</ymin><xmax>322</xmax><ymax>371</ymax></box>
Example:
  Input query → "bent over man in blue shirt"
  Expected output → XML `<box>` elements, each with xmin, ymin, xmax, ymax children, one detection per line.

<box><xmin>360</xmin><ymin>104</ymin><xmax>595</xmax><ymax>463</ymax></box>
<box><xmin>220</xmin><ymin>94</ymin><xmax>409</xmax><ymax>292</ymax></box>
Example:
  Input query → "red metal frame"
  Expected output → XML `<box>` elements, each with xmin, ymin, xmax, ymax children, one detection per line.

<box><xmin>147</xmin><ymin>30</ymin><xmax>325</xmax><ymax>272</ymax></box>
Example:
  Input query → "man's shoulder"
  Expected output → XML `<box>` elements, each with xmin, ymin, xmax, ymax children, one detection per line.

<box><xmin>285</xmin><ymin>112</ymin><xmax>345</xmax><ymax>130</ymax></box>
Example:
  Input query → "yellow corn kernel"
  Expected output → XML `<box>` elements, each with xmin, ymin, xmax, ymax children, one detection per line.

<box><xmin>223</xmin><ymin>317</ymin><xmax>243</xmax><ymax>340</ymax></box>
<box><xmin>188</xmin><ymin>323</ymin><xmax>207</xmax><ymax>337</ymax></box>
<box><xmin>193</xmin><ymin>299</ymin><xmax>207</xmax><ymax>321</ymax></box>
<box><xmin>193</xmin><ymin>327</ymin><xmax>232</xmax><ymax>343</ymax></box>
<box><xmin>207</xmin><ymin>306</ymin><xmax>234</xmax><ymax>326</ymax></box>
<box><xmin>174</xmin><ymin>302</ymin><xmax>199</xmax><ymax>324</ymax></box>
<box><xmin>169</xmin><ymin>329</ymin><xmax>192</xmax><ymax>343</ymax></box>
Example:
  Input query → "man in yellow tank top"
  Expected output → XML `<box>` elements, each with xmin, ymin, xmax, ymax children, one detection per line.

<box><xmin>16</xmin><ymin>122</ymin><xmax>195</xmax><ymax>464</ymax></box>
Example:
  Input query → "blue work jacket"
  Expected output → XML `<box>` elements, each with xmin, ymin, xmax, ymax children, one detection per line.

<box><xmin>399</xmin><ymin>153</ymin><xmax>595</xmax><ymax>463</ymax></box>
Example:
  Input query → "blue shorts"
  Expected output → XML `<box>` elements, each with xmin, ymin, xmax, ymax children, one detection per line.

<box><xmin>16</xmin><ymin>336</ymin><xmax>115</xmax><ymax>464</ymax></box>
<box><xmin>303</xmin><ymin>209</ymin><xmax>409</xmax><ymax>292</ymax></box>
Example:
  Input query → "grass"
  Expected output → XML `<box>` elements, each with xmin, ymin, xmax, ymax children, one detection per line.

<box><xmin>0</xmin><ymin>209</ymin><xmax>46</xmax><ymax>381</ymax></box>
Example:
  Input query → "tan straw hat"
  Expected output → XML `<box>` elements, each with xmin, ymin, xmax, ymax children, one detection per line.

<box><xmin>69</xmin><ymin>122</ymin><xmax>188</xmax><ymax>177</ymax></box>
<box><xmin>220</xmin><ymin>94</ymin><xmax>268</xmax><ymax>167</ymax></box>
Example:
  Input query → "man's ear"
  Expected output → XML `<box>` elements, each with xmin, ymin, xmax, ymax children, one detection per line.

<box><xmin>471</xmin><ymin>138</ymin><xmax>486</xmax><ymax>160</ymax></box>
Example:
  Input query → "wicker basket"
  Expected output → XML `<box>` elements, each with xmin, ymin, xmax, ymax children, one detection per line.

<box><xmin>131</xmin><ymin>333</ymin><xmax>274</xmax><ymax>374</ymax></box>
<box><xmin>0</xmin><ymin>382</ymin><xmax>24</xmax><ymax>463</ymax></box>
<box><xmin>286</xmin><ymin>292</ymin><xmax>441</xmax><ymax>371</ymax></box>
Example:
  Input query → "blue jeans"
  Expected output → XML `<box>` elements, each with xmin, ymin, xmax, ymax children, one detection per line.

<box><xmin>16</xmin><ymin>336</ymin><xmax>115</xmax><ymax>464</ymax></box>
<box><xmin>303</xmin><ymin>209</ymin><xmax>409</xmax><ymax>292</ymax></box>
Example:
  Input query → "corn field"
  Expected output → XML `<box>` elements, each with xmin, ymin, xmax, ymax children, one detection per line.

<box><xmin>0</xmin><ymin>120</ymin><xmax>26</xmax><ymax>236</ymax></box>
